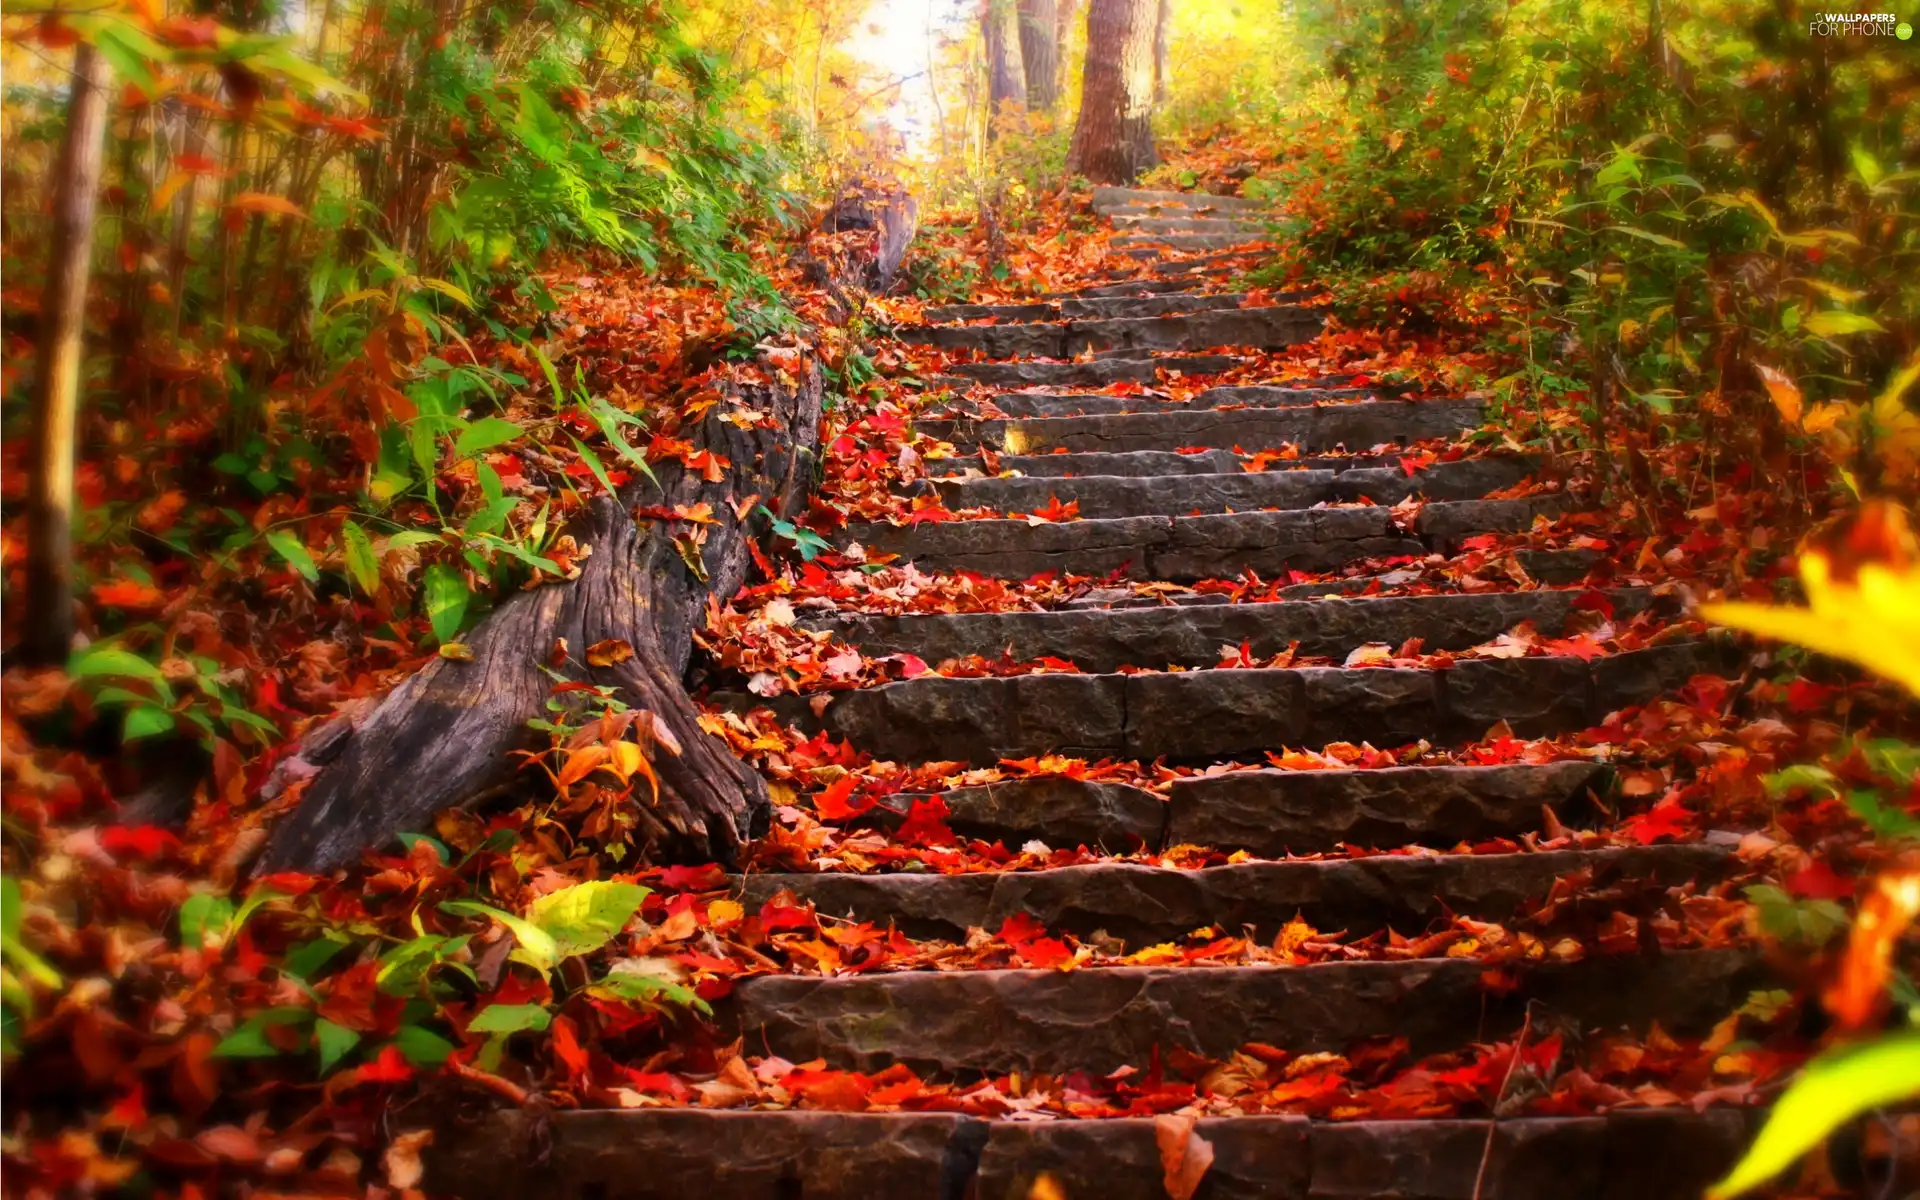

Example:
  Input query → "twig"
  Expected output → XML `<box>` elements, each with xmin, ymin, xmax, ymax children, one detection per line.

<box><xmin>445</xmin><ymin>1058</ymin><xmax>532</xmax><ymax>1106</ymax></box>
<box><xmin>1470</xmin><ymin>1006</ymin><xmax>1534</xmax><ymax>1200</ymax></box>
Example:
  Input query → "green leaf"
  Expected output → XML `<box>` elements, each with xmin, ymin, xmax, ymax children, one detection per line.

<box><xmin>524</xmin><ymin>880</ymin><xmax>648</xmax><ymax>962</ymax></box>
<box><xmin>342</xmin><ymin>521</ymin><xmax>380</xmax><ymax>595</ymax></box>
<box><xmin>392</xmin><ymin>1022</ymin><xmax>456</xmax><ymax>1066</ymax></box>
<box><xmin>1763</xmin><ymin>764</ymin><xmax>1838</xmax><ymax>799</ymax></box>
<box><xmin>313</xmin><ymin>1017</ymin><xmax>360</xmax><ymax>1075</ymax></box>
<box><xmin>438</xmin><ymin>899</ymin><xmax>562</xmax><ymax>973</ymax></box>
<box><xmin>589</xmin><ymin>967</ymin><xmax>710</xmax><ymax>1015</ymax></box>
<box><xmin>1710</xmin><ymin>1033</ymin><xmax>1920</xmax><ymax>1197</ymax></box>
<box><xmin>123</xmin><ymin>704</ymin><xmax>176</xmax><ymax>741</ymax></box>
<box><xmin>180</xmin><ymin>893</ymin><xmax>235</xmax><ymax>950</ymax></box>
<box><xmin>563</xmin><ymin>435</ymin><xmax>617</xmax><ymax>498</ymax></box>
<box><xmin>1803</xmin><ymin>310</ymin><xmax>1887</xmax><ymax>338</ymax></box>
<box><xmin>1606</xmin><ymin>224</ymin><xmax>1691</xmax><ymax>250</ymax></box>
<box><xmin>214</xmin><ymin>1007</ymin><xmax>309</xmax><ymax>1058</ymax></box>
<box><xmin>422</xmin><ymin>563</ymin><xmax>470</xmax><ymax>643</ymax></box>
<box><xmin>69</xmin><ymin>647</ymin><xmax>166</xmax><ymax>684</ymax></box>
<box><xmin>375</xmin><ymin>934</ymin><xmax>470</xmax><ymax>995</ymax></box>
<box><xmin>466</xmin><ymin>1003</ymin><xmax>552</xmax><ymax>1034</ymax></box>
<box><xmin>266</xmin><ymin>528</ymin><xmax>320</xmax><ymax>582</ymax></box>
<box><xmin>455</xmin><ymin>418</ymin><xmax>524</xmax><ymax>458</ymax></box>
<box><xmin>281</xmin><ymin>935</ymin><xmax>352</xmax><ymax>982</ymax></box>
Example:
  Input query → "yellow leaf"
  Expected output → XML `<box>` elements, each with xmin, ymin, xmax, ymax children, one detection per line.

<box><xmin>707</xmin><ymin>899</ymin><xmax>745</xmax><ymax>926</ymax></box>
<box><xmin>1701</xmin><ymin>551</ymin><xmax>1920</xmax><ymax>698</ymax></box>
<box><xmin>1754</xmin><ymin>363</ymin><xmax>1802</xmax><ymax>426</ymax></box>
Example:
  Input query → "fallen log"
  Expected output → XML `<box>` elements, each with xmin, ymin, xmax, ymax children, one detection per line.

<box><xmin>259</xmin><ymin>359</ymin><xmax>824</xmax><ymax>873</ymax></box>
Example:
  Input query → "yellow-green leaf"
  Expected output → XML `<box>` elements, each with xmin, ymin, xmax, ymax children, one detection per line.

<box><xmin>1710</xmin><ymin>1033</ymin><xmax>1920</xmax><ymax>1198</ymax></box>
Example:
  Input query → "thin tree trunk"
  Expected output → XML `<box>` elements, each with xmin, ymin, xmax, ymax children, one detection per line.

<box><xmin>22</xmin><ymin>43</ymin><xmax>112</xmax><ymax>666</ymax></box>
<box><xmin>1017</xmin><ymin>0</ymin><xmax>1060</xmax><ymax>111</ymax></box>
<box><xmin>983</xmin><ymin>0</ymin><xmax>1028</xmax><ymax>132</ymax></box>
<box><xmin>1067</xmin><ymin>0</ymin><xmax>1158</xmax><ymax>184</ymax></box>
<box><xmin>1153</xmin><ymin>0</ymin><xmax>1172</xmax><ymax>105</ymax></box>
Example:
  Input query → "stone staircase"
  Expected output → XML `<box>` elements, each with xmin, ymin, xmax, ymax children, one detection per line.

<box><xmin>428</xmin><ymin>189</ymin><xmax>1760</xmax><ymax>1199</ymax></box>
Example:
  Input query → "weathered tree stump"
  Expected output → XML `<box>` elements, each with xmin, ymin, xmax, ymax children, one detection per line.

<box><xmin>259</xmin><ymin>362</ymin><xmax>824</xmax><ymax>873</ymax></box>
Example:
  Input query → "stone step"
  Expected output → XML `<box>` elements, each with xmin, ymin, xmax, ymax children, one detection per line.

<box><xmin>795</xmin><ymin>642</ymin><xmax>1731</xmax><ymax>764</ymax></box>
<box><xmin>901</xmin><ymin>307</ymin><xmax>1324</xmax><ymax>360</ymax></box>
<box><xmin>932</xmin><ymin>456</ymin><xmax>1535</xmax><ymax>516</ymax></box>
<box><xmin>930</xmin><ymin>385</ymin><xmax>1378</xmax><ymax>421</ymax></box>
<box><xmin>737</xmin><ymin>844</ymin><xmax>1720</xmax><ymax>946</ymax></box>
<box><xmin>1111</xmin><ymin>215</ymin><xmax>1266</xmax><ymax>236</ymax></box>
<box><xmin>852</xmin><ymin>759</ymin><xmax>1616</xmax><ymax>855</ymax></box>
<box><xmin>1041</xmin><ymin>547</ymin><xmax>1604</xmax><ymax>609</ymax></box>
<box><xmin>1047</xmin><ymin>277</ymin><xmax>1204</xmax><ymax>298</ymax></box>
<box><xmin>427</xmin><ymin>1108</ymin><xmax>1754</xmax><ymax>1200</ymax></box>
<box><xmin>846</xmin><ymin>499</ymin><xmax>1564</xmax><ymax>581</ymax></box>
<box><xmin>727</xmin><ymin>949</ymin><xmax>1759</xmax><ymax>1074</ymax></box>
<box><xmin>942</xmin><ymin>352</ymin><xmax>1245</xmax><ymax>389</ymax></box>
<box><xmin>812</xmin><ymin>588</ymin><xmax>1651</xmax><ymax>675</ymax></box>
<box><xmin>1091</xmin><ymin>185</ymin><xmax>1266</xmax><ymax>212</ymax></box>
<box><xmin>1165</xmin><ymin>760</ymin><xmax>1618</xmax><ymax>855</ymax></box>
<box><xmin>920</xmin><ymin>399</ymin><xmax>1485</xmax><ymax>455</ymax></box>
<box><xmin>949</xmin><ymin>447</ymin><xmax>1391</xmax><ymax>478</ymax></box>
<box><xmin>1114</xmin><ymin>231</ymin><xmax>1264</xmax><ymax>252</ymax></box>
<box><xmin>923</xmin><ymin>291</ymin><xmax>1258</xmax><ymax>323</ymax></box>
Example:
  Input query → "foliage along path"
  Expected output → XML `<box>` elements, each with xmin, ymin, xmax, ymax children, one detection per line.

<box><xmin>3</xmin><ymin>183</ymin><xmax>1895</xmax><ymax>1198</ymax></box>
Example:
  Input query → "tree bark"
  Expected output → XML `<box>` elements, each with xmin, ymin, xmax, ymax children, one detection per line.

<box><xmin>1067</xmin><ymin>0</ymin><xmax>1158</xmax><ymax>184</ymax></box>
<box><xmin>1017</xmin><ymin>0</ymin><xmax>1061</xmax><ymax>111</ymax></box>
<box><xmin>259</xmin><ymin>362</ymin><xmax>825</xmax><ymax>873</ymax></box>
<box><xmin>1153</xmin><ymin>0</ymin><xmax>1172</xmax><ymax>105</ymax></box>
<box><xmin>983</xmin><ymin>0</ymin><xmax>1028</xmax><ymax>131</ymax></box>
<box><xmin>21</xmin><ymin>43</ymin><xmax>112</xmax><ymax>666</ymax></box>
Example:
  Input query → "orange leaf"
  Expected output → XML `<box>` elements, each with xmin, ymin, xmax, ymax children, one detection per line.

<box><xmin>226</xmin><ymin>192</ymin><xmax>307</xmax><ymax>219</ymax></box>
<box><xmin>1154</xmin><ymin>1112</ymin><xmax>1215</xmax><ymax>1200</ymax></box>
<box><xmin>585</xmin><ymin>638</ymin><xmax>634</xmax><ymax>667</ymax></box>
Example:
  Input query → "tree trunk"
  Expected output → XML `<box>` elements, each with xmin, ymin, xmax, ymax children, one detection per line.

<box><xmin>983</xmin><ymin>0</ymin><xmax>1028</xmax><ymax>131</ymax></box>
<box><xmin>1153</xmin><ymin>0</ymin><xmax>1172</xmax><ymax>105</ymax></box>
<box><xmin>1017</xmin><ymin>0</ymin><xmax>1061</xmax><ymax>111</ymax></box>
<box><xmin>1067</xmin><ymin>0</ymin><xmax>1158</xmax><ymax>184</ymax></box>
<box><xmin>21</xmin><ymin>43</ymin><xmax>112</xmax><ymax>666</ymax></box>
<box><xmin>259</xmin><ymin>362</ymin><xmax>825</xmax><ymax>873</ymax></box>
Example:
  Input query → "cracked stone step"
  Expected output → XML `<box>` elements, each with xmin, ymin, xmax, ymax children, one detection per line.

<box><xmin>725</xmin><ymin>949</ymin><xmax>1760</xmax><ymax>1075</ymax></box>
<box><xmin>812</xmin><ymin>589</ymin><xmax>1654</xmax><ymax>674</ymax></box>
<box><xmin>898</xmin><ymin>306</ymin><xmax>1324</xmax><ymax>360</ymax></box>
<box><xmin>920</xmin><ymin>399</ymin><xmax>1485</xmax><ymax>455</ymax></box>
<box><xmin>943</xmin><ymin>352</ymin><xmax>1245</xmax><ymax>389</ymax></box>
<box><xmin>736</xmin><ymin>844</ymin><xmax>1722</xmax><ymax>946</ymax></box>
<box><xmin>931</xmin><ymin>457</ymin><xmax>1536</xmax><ymax>516</ymax></box>
<box><xmin>1091</xmin><ymin>185</ymin><xmax>1267</xmax><ymax>213</ymax></box>
<box><xmin>426</xmin><ymin>1108</ymin><xmax>1754</xmax><ymax>1200</ymax></box>
<box><xmin>776</xmin><ymin>642</ymin><xmax>1736</xmax><ymax>763</ymax></box>
<box><xmin>845</xmin><ymin>499</ymin><xmax>1563</xmax><ymax>581</ymax></box>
